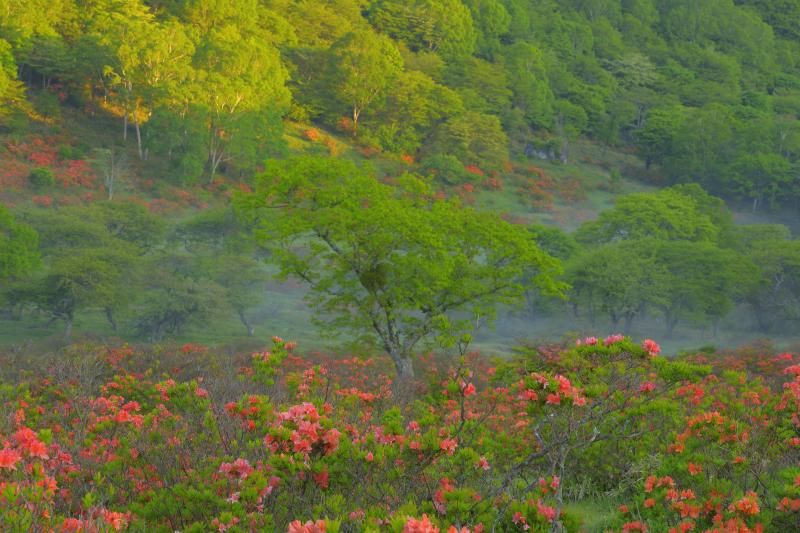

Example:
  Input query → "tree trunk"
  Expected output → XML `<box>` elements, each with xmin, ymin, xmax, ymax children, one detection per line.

<box><xmin>64</xmin><ymin>316</ymin><xmax>73</xmax><ymax>340</ymax></box>
<box><xmin>623</xmin><ymin>314</ymin><xmax>634</xmax><ymax>334</ymax></box>
<box><xmin>134</xmin><ymin>109</ymin><xmax>143</xmax><ymax>160</ymax></box>
<box><xmin>665</xmin><ymin>315</ymin><xmax>678</xmax><ymax>338</ymax></box>
<box><xmin>238</xmin><ymin>309</ymin><xmax>255</xmax><ymax>337</ymax></box>
<box><xmin>560</xmin><ymin>137</ymin><xmax>569</xmax><ymax>164</ymax></box>
<box><xmin>105</xmin><ymin>307</ymin><xmax>118</xmax><ymax>332</ymax></box>
<box><xmin>395</xmin><ymin>355</ymin><xmax>415</xmax><ymax>381</ymax></box>
<box><xmin>123</xmin><ymin>102</ymin><xmax>129</xmax><ymax>141</ymax></box>
<box><xmin>352</xmin><ymin>106</ymin><xmax>360</xmax><ymax>136</ymax></box>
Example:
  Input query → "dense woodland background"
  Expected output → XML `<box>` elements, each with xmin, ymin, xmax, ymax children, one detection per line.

<box><xmin>1</xmin><ymin>0</ymin><xmax>800</xmax><ymax>353</ymax></box>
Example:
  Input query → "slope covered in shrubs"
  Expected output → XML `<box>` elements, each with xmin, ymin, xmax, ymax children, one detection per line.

<box><xmin>2</xmin><ymin>335</ymin><xmax>799</xmax><ymax>531</ymax></box>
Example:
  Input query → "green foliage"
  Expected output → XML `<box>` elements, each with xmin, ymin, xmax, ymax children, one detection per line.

<box><xmin>426</xmin><ymin>111</ymin><xmax>509</xmax><ymax>170</ymax></box>
<box><xmin>326</xmin><ymin>29</ymin><xmax>403</xmax><ymax>133</ymax></box>
<box><xmin>236</xmin><ymin>156</ymin><xmax>563</xmax><ymax>377</ymax></box>
<box><xmin>575</xmin><ymin>187</ymin><xmax>720</xmax><ymax>244</ymax></box>
<box><xmin>0</xmin><ymin>205</ymin><xmax>40</xmax><ymax>283</ymax></box>
<box><xmin>27</xmin><ymin>167</ymin><xmax>55</xmax><ymax>189</ymax></box>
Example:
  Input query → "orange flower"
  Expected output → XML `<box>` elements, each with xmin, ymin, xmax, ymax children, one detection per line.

<box><xmin>0</xmin><ymin>446</ymin><xmax>21</xmax><ymax>470</ymax></box>
<box><xmin>404</xmin><ymin>514</ymin><xmax>439</xmax><ymax>533</ymax></box>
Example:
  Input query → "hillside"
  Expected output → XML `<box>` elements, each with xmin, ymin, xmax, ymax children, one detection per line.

<box><xmin>4</xmin><ymin>2</ymin><xmax>800</xmax><ymax>532</ymax></box>
<box><xmin>2</xmin><ymin>0</ymin><xmax>800</xmax><ymax>354</ymax></box>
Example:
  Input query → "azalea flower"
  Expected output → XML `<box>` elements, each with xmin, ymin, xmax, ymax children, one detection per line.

<box><xmin>287</xmin><ymin>520</ymin><xmax>326</xmax><ymax>533</ymax></box>
<box><xmin>642</xmin><ymin>339</ymin><xmax>661</xmax><ymax>356</ymax></box>
<box><xmin>403</xmin><ymin>514</ymin><xmax>440</xmax><ymax>533</ymax></box>
<box><xmin>0</xmin><ymin>445</ymin><xmax>21</xmax><ymax>470</ymax></box>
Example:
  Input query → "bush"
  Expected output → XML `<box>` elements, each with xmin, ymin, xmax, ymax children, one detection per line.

<box><xmin>28</xmin><ymin>167</ymin><xmax>55</xmax><ymax>189</ymax></box>
<box><xmin>420</xmin><ymin>153</ymin><xmax>471</xmax><ymax>185</ymax></box>
<box><xmin>32</xmin><ymin>91</ymin><xmax>61</xmax><ymax>120</ymax></box>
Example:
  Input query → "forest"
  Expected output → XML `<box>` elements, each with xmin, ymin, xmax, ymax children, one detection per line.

<box><xmin>1</xmin><ymin>0</ymin><xmax>800</xmax><ymax>531</ymax></box>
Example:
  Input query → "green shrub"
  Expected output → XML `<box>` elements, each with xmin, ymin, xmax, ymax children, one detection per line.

<box><xmin>419</xmin><ymin>153</ymin><xmax>471</xmax><ymax>185</ymax></box>
<box><xmin>28</xmin><ymin>167</ymin><xmax>55</xmax><ymax>189</ymax></box>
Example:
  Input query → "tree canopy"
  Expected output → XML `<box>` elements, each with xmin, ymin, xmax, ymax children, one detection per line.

<box><xmin>236</xmin><ymin>156</ymin><xmax>563</xmax><ymax>378</ymax></box>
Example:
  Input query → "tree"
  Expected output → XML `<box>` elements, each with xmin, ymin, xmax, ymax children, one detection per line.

<box><xmin>371</xmin><ymin>70</ymin><xmax>463</xmax><ymax>153</ymax></box>
<box><xmin>29</xmin><ymin>246</ymin><xmax>136</xmax><ymax>338</ymax></box>
<box><xmin>87</xmin><ymin>0</ymin><xmax>157</xmax><ymax>154</ymax></box>
<box><xmin>502</xmin><ymin>42</ymin><xmax>555</xmax><ymax>130</ymax></box>
<box><xmin>93</xmin><ymin>147</ymin><xmax>129</xmax><ymax>200</ymax></box>
<box><xmin>731</xmin><ymin>152</ymin><xmax>792</xmax><ymax>212</ymax></box>
<box><xmin>575</xmin><ymin>187</ymin><xmax>721</xmax><ymax>245</ymax></box>
<box><xmin>633</xmin><ymin>105</ymin><xmax>685</xmax><ymax>169</ymax></box>
<box><xmin>194</xmin><ymin>25</ymin><xmax>290</xmax><ymax>179</ymax></box>
<box><xmin>0</xmin><ymin>38</ymin><xmax>22</xmax><ymax>117</ymax></box>
<box><xmin>744</xmin><ymin>238</ymin><xmax>800</xmax><ymax>332</ymax></box>
<box><xmin>134</xmin><ymin>254</ymin><xmax>228</xmax><ymax>342</ymax></box>
<box><xmin>553</xmin><ymin>99</ymin><xmax>588</xmax><ymax>163</ymax></box>
<box><xmin>566</xmin><ymin>240</ymin><xmax>665</xmax><ymax>332</ymax></box>
<box><xmin>464</xmin><ymin>0</ymin><xmax>510</xmax><ymax>59</ymax></box>
<box><xmin>91</xmin><ymin>201</ymin><xmax>167</xmax><ymax>252</ymax></box>
<box><xmin>426</xmin><ymin>111</ymin><xmax>509</xmax><ymax>169</ymax></box>
<box><xmin>653</xmin><ymin>240</ymin><xmax>755</xmax><ymax>337</ymax></box>
<box><xmin>369</xmin><ymin>0</ymin><xmax>476</xmax><ymax>58</ymax></box>
<box><xmin>204</xmin><ymin>254</ymin><xmax>263</xmax><ymax>337</ymax></box>
<box><xmin>174</xmin><ymin>206</ymin><xmax>247</xmax><ymax>253</ymax></box>
<box><xmin>327</xmin><ymin>30</ymin><xmax>403</xmax><ymax>134</ymax></box>
<box><xmin>523</xmin><ymin>224</ymin><xmax>580</xmax><ymax>319</ymax></box>
<box><xmin>0</xmin><ymin>205</ymin><xmax>40</xmax><ymax>284</ymax></box>
<box><xmin>236</xmin><ymin>156</ymin><xmax>563</xmax><ymax>379</ymax></box>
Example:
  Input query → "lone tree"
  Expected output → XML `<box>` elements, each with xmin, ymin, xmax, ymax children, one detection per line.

<box><xmin>0</xmin><ymin>205</ymin><xmax>40</xmax><ymax>285</ymax></box>
<box><xmin>237</xmin><ymin>156</ymin><xmax>563</xmax><ymax>380</ymax></box>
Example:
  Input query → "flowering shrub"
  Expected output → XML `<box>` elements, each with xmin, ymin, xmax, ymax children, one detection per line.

<box><xmin>1</xmin><ymin>335</ymin><xmax>798</xmax><ymax>531</ymax></box>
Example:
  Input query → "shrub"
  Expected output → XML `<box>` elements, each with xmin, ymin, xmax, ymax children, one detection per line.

<box><xmin>420</xmin><ymin>153</ymin><xmax>471</xmax><ymax>185</ymax></box>
<box><xmin>28</xmin><ymin>167</ymin><xmax>55</xmax><ymax>189</ymax></box>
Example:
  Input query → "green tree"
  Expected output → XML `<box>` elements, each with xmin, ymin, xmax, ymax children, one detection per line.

<box><xmin>87</xmin><ymin>0</ymin><xmax>157</xmax><ymax>153</ymax></box>
<box><xmin>634</xmin><ymin>105</ymin><xmax>686</xmax><ymax>169</ymax></box>
<box><xmin>464</xmin><ymin>0</ymin><xmax>510</xmax><ymax>59</ymax></box>
<box><xmin>731</xmin><ymin>152</ymin><xmax>792</xmax><ymax>212</ymax></box>
<box><xmin>427</xmin><ymin>111</ymin><xmax>509</xmax><ymax>169</ymax></box>
<box><xmin>575</xmin><ymin>188</ymin><xmax>720</xmax><ymax>244</ymax></box>
<box><xmin>236</xmin><ymin>156</ymin><xmax>563</xmax><ymax>379</ymax></box>
<box><xmin>327</xmin><ymin>30</ymin><xmax>403</xmax><ymax>134</ymax></box>
<box><xmin>654</xmin><ymin>240</ymin><xmax>755</xmax><ymax>337</ymax></box>
<box><xmin>194</xmin><ymin>24</ymin><xmax>290</xmax><ymax>178</ymax></box>
<box><xmin>371</xmin><ymin>70</ymin><xmax>463</xmax><ymax>153</ymax></box>
<box><xmin>205</xmin><ymin>254</ymin><xmax>263</xmax><ymax>337</ymax></box>
<box><xmin>29</xmin><ymin>246</ymin><xmax>136</xmax><ymax>338</ymax></box>
<box><xmin>744</xmin><ymin>238</ymin><xmax>800</xmax><ymax>332</ymax></box>
<box><xmin>523</xmin><ymin>224</ymin><xmax>580</xmax><ymax>319</ymax></box>
<box><xmin>502</xmin><ymin>42</ymin><xmax>554</xmax><ymax>129</ymax></box>
<box><xmin>566</xmin><ymin>240</ymin><xmax>664</xmax><ymax>332</ymax></box>
<box><xmin>553</xmin><ymin>99</ymin><xmax>588</xmax><ymax>163</ymax></box>
<box><xmin>370</xmin><ymin>0</ymin><xmax>476</xmax><ymax>58</ymax></box>
<box><xmin>0</xmin><ymin>205</ymin><xmax>40</xmax><ymax>284</ymax></box>
<box><xmin>134</xmin><ymin>254</ymin><xmax>228</xmax><ymax>342</ymax></box>
<box><xmin>0</xmin><ymin>38</ymin><xmax>22</xmax><ymax>117</ymax></box>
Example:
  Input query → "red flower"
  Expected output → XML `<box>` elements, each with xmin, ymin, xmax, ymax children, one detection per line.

<box><xmin>639</xmin><ymin>382</ymin><xmax>656</xmax><ymax>393</ymax></box>
<box><xmin>0</xmin><ymin>445</ymin><xmax>21</xmax><ymax>469</ymax></box>
<box><xmin>287</xmin><ymin>520</ymin><xmax>326</xmax><ymax>533</ymax></box>
<box><xmin>642</xmin><ymin>339</ymin><xmax>661</xmax><ymax>356</ymax></box>
<box><xmin>403</xmin><ymin>514</ymin><xmax>439</xmax><ymax>533</ymax></box>
<box><xmin>440</xmin><ymin>438</ymin><xmax>458</xmax><ymax>455</ymax></box>
<box><xmin>462</xmin><ymin>382</ymin><xmax>476</xmax><ymax>397</ymax></box>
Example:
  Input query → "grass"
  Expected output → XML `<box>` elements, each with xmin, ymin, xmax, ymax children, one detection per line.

<box><xmin>565</xmin><ymin>497</ymin><xmax>621</xmax><ymax>532</ymax></box>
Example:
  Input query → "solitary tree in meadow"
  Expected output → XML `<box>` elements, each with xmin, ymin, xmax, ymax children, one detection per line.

<box><xmin>237</xmin><ymin>156</ymin><xmax>563</xmax><ymax>380</ymax></box>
